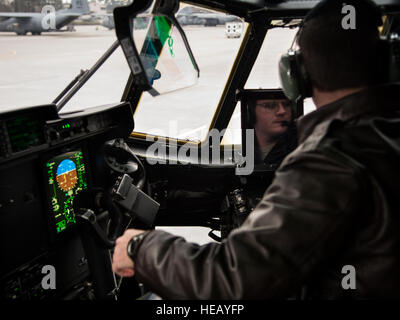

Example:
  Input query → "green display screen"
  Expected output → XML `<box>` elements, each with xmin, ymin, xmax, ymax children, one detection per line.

<box><xmin>6</xmin><ymin>115</ymin><xmax>44</xmax><ymax>153</ymax></box>
<box><xmin>46</xmin><ymin>150</ymin><xmax>87</xmax><ymax>233</ymax></box>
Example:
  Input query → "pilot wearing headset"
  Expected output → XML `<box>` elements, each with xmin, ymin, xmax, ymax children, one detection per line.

<box><xmin>112</xmin><ymin>0</ymin><xmax>400</xmax><ymax>299</ymax></box>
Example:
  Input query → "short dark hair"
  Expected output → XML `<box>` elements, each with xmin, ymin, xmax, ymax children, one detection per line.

<box><xmin>298</xmin><ymin>0</ymin><xmax>382</xmax><ymax>91</ymax></box>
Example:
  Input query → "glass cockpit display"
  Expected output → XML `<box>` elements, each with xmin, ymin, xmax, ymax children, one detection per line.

<box><xmin>46</xmin><ymin>150</ymin><xmax>87</xmax><ymax>234</ymax></box>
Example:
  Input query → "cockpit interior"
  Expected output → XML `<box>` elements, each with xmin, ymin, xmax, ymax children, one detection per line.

<box><xmin>1</xmin><ymin>0</ymin><xmax>399</xmax><ymax>300</ymax></box>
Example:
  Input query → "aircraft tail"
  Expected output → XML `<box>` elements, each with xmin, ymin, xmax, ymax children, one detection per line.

<box><xmin>69</xmin><ymin>0</ymin><xmax>90</xmax><ymax>14</ymax></box>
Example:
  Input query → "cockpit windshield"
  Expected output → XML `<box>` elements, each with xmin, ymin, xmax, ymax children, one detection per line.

<box><xmin>130</xmin><ymin>3</ymin><xmax>247</xmax><ymax>141</ymax></box>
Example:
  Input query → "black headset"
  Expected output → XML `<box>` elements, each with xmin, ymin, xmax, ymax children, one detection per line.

<box><xmin>278</xmin><ymin>43</ymin><xmax>312</xmax><ymax>102</ymax></box>
<box><xmin>278</xmin><ymin>0</ymin><xmax>400</xmax><ymax>102</ymax></box>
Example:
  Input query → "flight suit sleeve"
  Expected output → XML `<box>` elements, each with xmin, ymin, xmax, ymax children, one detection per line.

<box><xmin>132</xmin><ymin>149</ymin><xmax>363</xmax><ymax>299</ymax></box>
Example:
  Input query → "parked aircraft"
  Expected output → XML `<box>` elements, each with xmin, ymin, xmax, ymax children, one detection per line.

<box><xmin>0</xmin><ymin>0</ymin><xmax>90</xmax><ymax>35</ymax></box>
<box><xmin>176</xmin><ymin>5</ymin><xmax>239</xmax><ymax>26</ymax></box>
<box><xmin>101</xmin><ymin>13</ymin><xmax>150</xmax><ymax>30</ymax></box>
<box><xmin>101</xmin><ymin>14</ymin><xmax>115</xmax><ymax>29</ymax></box>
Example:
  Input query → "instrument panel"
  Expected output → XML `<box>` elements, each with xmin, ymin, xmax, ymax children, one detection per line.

<box><xmin>0</xmin><ymin>102</ymin><xmax>134</xmax><ymax>300</ymax></box>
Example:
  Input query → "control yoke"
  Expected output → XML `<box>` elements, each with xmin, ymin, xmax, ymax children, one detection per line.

<box><xmin>75</xmin><ymin>140</ymin><xmax>159</xmax><ymax>248</ymax></box>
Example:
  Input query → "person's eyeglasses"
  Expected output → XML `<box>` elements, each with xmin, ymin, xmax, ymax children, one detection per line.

<box><xmin>256</xmin><ymin>100</ymin><xmax>292</xmax><ymax>111</ymax></box>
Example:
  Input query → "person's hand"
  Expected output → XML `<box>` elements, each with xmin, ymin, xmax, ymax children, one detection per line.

<box><xmin>112</xmin><ymin>229</ymin><xmax>145</xmax><ymax>277</ymax></box>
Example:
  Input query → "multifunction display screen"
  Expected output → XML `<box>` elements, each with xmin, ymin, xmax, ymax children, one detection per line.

<box><xmin>46</xmin><ymin>150</ymin><xmax>87</xmax><ymax>233</ymax></box>
<box><xmin>5</xmin><ymin>115</ymin><xmax>45</xmax><ymax>153</ymax></box>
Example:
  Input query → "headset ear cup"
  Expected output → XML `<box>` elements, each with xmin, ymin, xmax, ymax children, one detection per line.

<box><xmin>279</xmin><ymin>50</ymin><xmax>313</xmax><ymax>101</ymax></box>
<box><xmin>279</xmin><ymin>51</ymin><xmax>302</xmax><ymax>101</ymax></box>
<box><xmin>296</xmin><ymin>52</ymin><xmax>313</xmax><ymax>98</ymax></box>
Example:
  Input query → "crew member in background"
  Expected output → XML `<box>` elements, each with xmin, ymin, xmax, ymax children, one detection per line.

<box><xmin>248</xmin><ymin>94</ymin><xmax>297</xmax><ymax>167</ymax></box>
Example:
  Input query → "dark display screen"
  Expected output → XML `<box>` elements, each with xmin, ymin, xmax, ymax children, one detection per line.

<box><xmin>6</xmin><ymin>115</ymin><xmax>45</xmax><ymax>153</ymax></box>
<box><xmin>46</xmin><ymin>150</ymin><xmax>87</xmax><ymax>233</ymax></box>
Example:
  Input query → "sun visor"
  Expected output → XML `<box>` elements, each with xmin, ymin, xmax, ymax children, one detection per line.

<box><xmin>114</xmin><ymin>0</ymin><xmax>199</xmax><ymax>96</ymax></box>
